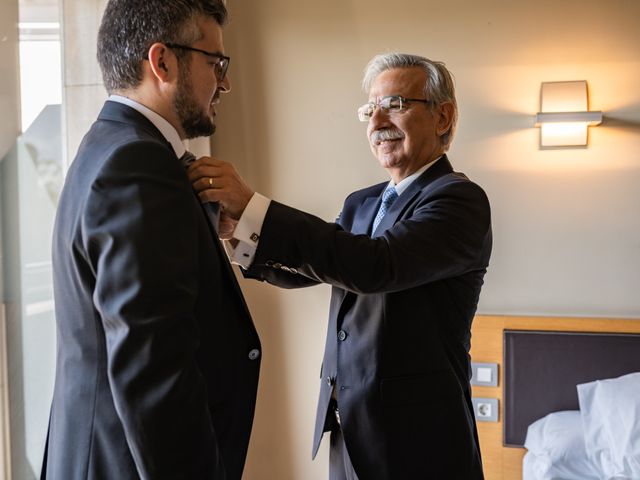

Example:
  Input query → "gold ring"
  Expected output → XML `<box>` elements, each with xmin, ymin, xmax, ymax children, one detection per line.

<box><xmin>209</xmin><ymin>178</ymin><xmax>213</xmax><ymax>187</ymax></box>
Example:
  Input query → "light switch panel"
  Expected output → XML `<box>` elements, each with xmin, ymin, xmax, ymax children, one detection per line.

<box><xmin>476</xmin><ymin>367</ymin><xmax>492</xmax><ymax>383</ymax></box>
<box><xmin>470</xmin><ymin>362</ymin><xmax>498</xmax><ymax>387</ymax></box>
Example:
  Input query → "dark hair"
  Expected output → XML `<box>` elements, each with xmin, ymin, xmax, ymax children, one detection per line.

<box><xmin>97</xmin><ymin>0</ymin><xmax>228</xmax><ymax>94</ymax></box>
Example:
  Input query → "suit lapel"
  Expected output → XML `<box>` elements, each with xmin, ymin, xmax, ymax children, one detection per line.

<box><xmin>189</xmin><ymin>195</ymin><xmax>258</xmax><ymax>341</ymax></box>
<box><xmin>335</xmin><ymin>186</ymin><xmax>384</xmax><ymax>315</ymax></box>
<box><xmin>210</xmin><ymin>229</ymin><xmax>255</xmax><ymax>322</ymax></box>
<box><xmin>352</xmin><ymin>197</ymin><xmax>380</xmax><ymax>235</ymax></box>
<box><xmin>372</xmin><ymin>156</ymin><xmax>454</xmax><ymax>237</ymax></box>
<box><xmin>191</xmin><ymin>181</ymin><xmax>256</xmax><ymax>324</ymax></box>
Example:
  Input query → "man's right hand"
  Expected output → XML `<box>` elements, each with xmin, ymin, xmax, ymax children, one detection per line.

<box><xmin>187</xmin><ymin>157</ymin><xmax>254</xmax><ymax>220</ymax></box>
<box><xmin>218</xmin><ymin>212</ymin><xmax>238</xmax><ymax>241</ymax></box>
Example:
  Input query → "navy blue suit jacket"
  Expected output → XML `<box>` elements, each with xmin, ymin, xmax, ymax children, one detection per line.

<box><xmin>245</xmin><ymin>156</ymin><xmax>491</xmax><ymax>479</ymax></box>
<box><xmin>44</xmin><ymin>101</ymin><xmax>260</xmax><ymax>480</ymax></box>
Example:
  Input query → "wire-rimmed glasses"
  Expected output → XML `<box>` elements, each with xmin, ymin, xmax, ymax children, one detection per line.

<box><xmin>164</xmin><ymin>43</ymin><xmax>230</xmax><ymax>80</ymax></box>
<box><xmin>357</xmin><ymin>95</ymin><xmax>433</xmax><ymax>122</ymax></box>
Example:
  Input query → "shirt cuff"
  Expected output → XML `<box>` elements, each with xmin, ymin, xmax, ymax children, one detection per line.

<box><xmin>226</xmin><ymin>192</ymin><xmax>271</xmax><ymax>268</ymax></box>
<box><xmin>224</xmin><ymin>239</ymin><xmax>255</xmax><ymax>269</ymax></box>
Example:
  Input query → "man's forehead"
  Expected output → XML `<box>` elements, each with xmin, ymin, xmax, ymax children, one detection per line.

<box><xmin>368</xmin><ymin>68</ymin><xmax>425</xmax><ymax>98</ymax></box>
<box><xmin>194</xmin><ymin>16</ymin><xmax>225</xmax><ymax>47</ymax></box>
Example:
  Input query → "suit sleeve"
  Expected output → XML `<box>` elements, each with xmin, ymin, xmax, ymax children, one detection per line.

<box><xmin>250</xmin><ymin>178</ymin><xmax>492</xmax><ymax>294</ymax></box>
<box><xmin>83</xmin><ymin>141</ymin><xmax>224</xmax><ymax>478</ymax></box>
<box><xmin>242</xmin><ymin>263</ymin><xmax>321</xmax><ymax>289</ymax></box>
<box><xmin>241</xmin><ymin>205</ymin><xmax>355</xmax><ymax>289</ymax></box>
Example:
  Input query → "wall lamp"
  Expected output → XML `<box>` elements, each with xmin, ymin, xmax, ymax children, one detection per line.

<box><xmin>534</xmin><ymin>80</ymin><xmax>603</xmax><ymax>147</ymax></box>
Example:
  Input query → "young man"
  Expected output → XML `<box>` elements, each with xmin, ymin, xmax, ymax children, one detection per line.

<box><xmin>43</xmin><ymin>1</ymin><xmax>260</xmax><ymax>478</ymax></box>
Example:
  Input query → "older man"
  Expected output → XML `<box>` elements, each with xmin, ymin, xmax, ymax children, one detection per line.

<box><xmin>43</xmin><ymin>1</ymin><xmax>261</xmax><ymax>479</ymax></box>
<box><xmin>192</xmin><ymin>53</ymin><xmax>491</xmax><ymax>479</ymax></box>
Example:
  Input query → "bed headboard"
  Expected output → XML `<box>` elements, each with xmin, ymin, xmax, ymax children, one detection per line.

<box><xmin>503</xmin><ymin>330</ymin><xmax>640</xmax><ymax>446</ymax></box>
<box><xmin>470</xmin><ymin>315</ymin><xmax>640</xmax><ymax>480</ymax></box>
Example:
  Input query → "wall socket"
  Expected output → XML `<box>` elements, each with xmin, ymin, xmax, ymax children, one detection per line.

<box><xmin>472</xmin><ymin>397</ymin><xmax>499</xmax><ymax>422</ymax></box>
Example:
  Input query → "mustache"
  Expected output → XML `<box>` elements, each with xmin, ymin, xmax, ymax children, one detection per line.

<box><xmin>370</xmin><ymin>128</ymin><xmax>405</xmax><ymax>145</ymax></box>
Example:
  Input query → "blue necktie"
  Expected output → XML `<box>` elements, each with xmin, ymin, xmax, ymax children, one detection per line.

<box><xmin>372</xmin><ymin>185</ymin><xmax>398</xmax><ymax>233</ymax></box>
<box><xmin>180</xmin><ymin>151</ymin><xmax>220</xmax><ymax>232</ymax></box>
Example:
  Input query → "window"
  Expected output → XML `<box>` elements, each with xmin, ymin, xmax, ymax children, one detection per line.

<box><xmin>0</xmin><ymin>0</ymin><xmax>61</xmax><ymax>478</ymax></box>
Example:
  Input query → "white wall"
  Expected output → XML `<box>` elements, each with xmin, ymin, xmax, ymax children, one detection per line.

<box><xmin>216</xmin><ymin>1</ymin><xmax>640</xmax><ymax>478</ymax></box>
<box><xmin>61</xmin><ymin>0</ymin><xmax>108</xmax><ymax>167</ymax></box>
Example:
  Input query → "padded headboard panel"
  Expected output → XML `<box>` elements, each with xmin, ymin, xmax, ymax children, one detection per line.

<box><xmin>504</xmin><ymin>330</ymin><xmax>640</xmax><ymax>447</ymax></box>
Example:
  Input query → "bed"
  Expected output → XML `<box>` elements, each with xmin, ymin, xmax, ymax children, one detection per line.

<box><xmin>469</xmin><ymin>315</ymin><xmax>640</xmax><ymax>480</ymax></box>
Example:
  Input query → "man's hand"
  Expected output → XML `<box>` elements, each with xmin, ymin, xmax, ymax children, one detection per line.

<box><xmin>218</xmin><ymin>211</ymin><xmax>238</xmax><ymax>241</ymax></box>
<box><xmin>187</xmin><ymin>157</ymin><xmax>254</xmax><ymax>220</ymax></box>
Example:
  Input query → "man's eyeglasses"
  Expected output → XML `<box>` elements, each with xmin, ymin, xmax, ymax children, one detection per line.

<box><xmin>357</xmin><ymin>96</ymin><xmax>434</xmax><ymax>122</ymax></box>
<box><xmin>164</xmin><ymin>43</ymin><xmax>230</xmax><ymax>80</ymax></box>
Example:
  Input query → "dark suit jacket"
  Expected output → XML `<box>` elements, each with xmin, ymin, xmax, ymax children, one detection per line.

<box><xmin>44</xmin><ymin>101</ymin><xmax>261</xmax><ymax>480</ymax></box>
<box><xmin>245</xmin><ymin>156</ymin><xmax>491</xmax><ymax>479</ymax></box>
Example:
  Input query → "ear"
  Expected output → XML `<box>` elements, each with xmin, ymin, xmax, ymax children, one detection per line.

<box><xmin>434</xmin><ymin>101</ymin><xmax>455</xmax><ymax>138</ymax></box>
<box><xmin>146</xmin><ymin>42</ymin><xmax>178</xmax><ymax>83</ymax></box>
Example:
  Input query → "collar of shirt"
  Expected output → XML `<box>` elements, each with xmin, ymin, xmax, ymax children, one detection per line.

<box><xmin>108</xmin><ymin>95</ymin><xmax>186</xmax><ymax>158</ymax></box>
<box><xmin>389</xmin><ymin>155</ymin><xmax>443</xmax><ymax>196</ymax></box>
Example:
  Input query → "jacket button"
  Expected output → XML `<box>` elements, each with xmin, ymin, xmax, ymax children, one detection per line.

<box><xmin>326</xmin><ymin>376</ymin><xmax>335</xmax><ymax>386</ymax></box>
<box><xmin>337</xmin><ymin>330</ymin><xmax>347</xmax><ymax>341</ymax></box>
<box><xmin>248</xmin><ymin>349</ymin><xmax>260</xmax><ymax>360</ymax></box>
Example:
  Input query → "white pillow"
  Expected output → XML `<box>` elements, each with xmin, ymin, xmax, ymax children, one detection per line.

<box><xmin>578</xmin><ymin>372</ymin><xmax>640</xmax><ymax>480</ymax></box>
<box><xmin>522</xmin><ymin>451</ymin><xmax>541</xmax><ymax>480</ymax></box>
<box><xmin>523</xmin><ymin>410</ymin><xmax>599</xmax><ymax>480</ymax></box>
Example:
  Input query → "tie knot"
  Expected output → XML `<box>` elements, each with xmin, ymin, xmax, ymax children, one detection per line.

<box><xmin>180</xmin><ymin>151</ymin><xmax>196</xmax><ymax>169</ymax></box>
<box><xmin>382</xmin><ymin>186</ymin><xmax>398</xmax><ymax>206</ymax></box>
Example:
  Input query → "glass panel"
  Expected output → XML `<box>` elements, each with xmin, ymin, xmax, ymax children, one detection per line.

<box><xmin>0</xmin><ymin>0</ymin><xmax>61</xmax><ymax>477</ymax></box>
<box><xmin>19</xmin><ymin>22</ymin><xmax>62</xmax><ymax>133</ymax></box>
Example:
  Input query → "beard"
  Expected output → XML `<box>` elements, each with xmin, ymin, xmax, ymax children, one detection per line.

<box><xmin>173</xmin><ymin>64</ymin><xmax>216</xmax><ymax>139</ymax></box>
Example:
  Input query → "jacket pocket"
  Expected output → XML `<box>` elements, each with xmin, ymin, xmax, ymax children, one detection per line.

<box><xmin>380</xmin><ymin>370</ymin><xmax>461</xmax><ymax>406</ymax></box>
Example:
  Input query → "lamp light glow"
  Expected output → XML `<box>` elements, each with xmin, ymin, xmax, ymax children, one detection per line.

<box><xmin>534</xmin><ymin>81</ymin><xmax>603</xmax><ymax>147</ymax></box>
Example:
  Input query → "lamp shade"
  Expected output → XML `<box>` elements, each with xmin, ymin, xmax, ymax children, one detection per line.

<box><xmin>535</xmin><ymin>81</ymin><xmax>602</xmax><ymax>147</ymax></box>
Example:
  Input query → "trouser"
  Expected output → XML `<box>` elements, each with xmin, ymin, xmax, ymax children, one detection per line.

<box><xmin>328</xmin><ymin>404</ymin><xmax>359</xmax><ymax>480</ymax></box>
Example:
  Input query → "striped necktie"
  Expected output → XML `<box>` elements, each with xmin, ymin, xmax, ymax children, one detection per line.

<box><xmin>180</xmin><ymin>151</ymin><xmax>220</xmax><ymax>233</ymax></box>
<box><xmin>372</xmin><ymin>185</ymin><xmax>398</xmax><ymax>233</ymax></box>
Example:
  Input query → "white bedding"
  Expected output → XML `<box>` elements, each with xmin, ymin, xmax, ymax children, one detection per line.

<box><xmin>523</xmin><ymin>411</ymin><xmax>598</xmax><ymax>480</ymax></box>
<box><xmin>578</xmin><ymin>372</ymin><xmax>640</xmax><ymax>479</ymax></box>
<box><xmin>523</xmin><ymin>372</ymin><xmax>640</xmax><ymax>480</ymax></box>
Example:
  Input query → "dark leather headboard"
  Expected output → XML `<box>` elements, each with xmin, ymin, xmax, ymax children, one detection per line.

<box><xmin>503</xmin><ymin>330</ymin><xmax>640</xmax><ymax>447</ymax></box>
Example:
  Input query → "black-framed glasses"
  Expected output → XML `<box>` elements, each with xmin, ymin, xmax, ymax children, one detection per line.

<box><xmin>357</xmin><ymin>95</ymin><xmax>434</xmax><ymax>122</ymax></box>
<box><xmin>164</xmin><ymin>43</ymin><xmax>230</xmax><ymax>80</ymax></box>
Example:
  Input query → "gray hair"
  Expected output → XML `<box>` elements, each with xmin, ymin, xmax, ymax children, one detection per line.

<box><xmin>97</xmin><ymin>0</ymin><xmax>228</xmax><ymax>94</ymax></box>
<box><xmin>362</xmin><ymin>53</ymin><xmax>458</xmax><ymax>150</ymax></box>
